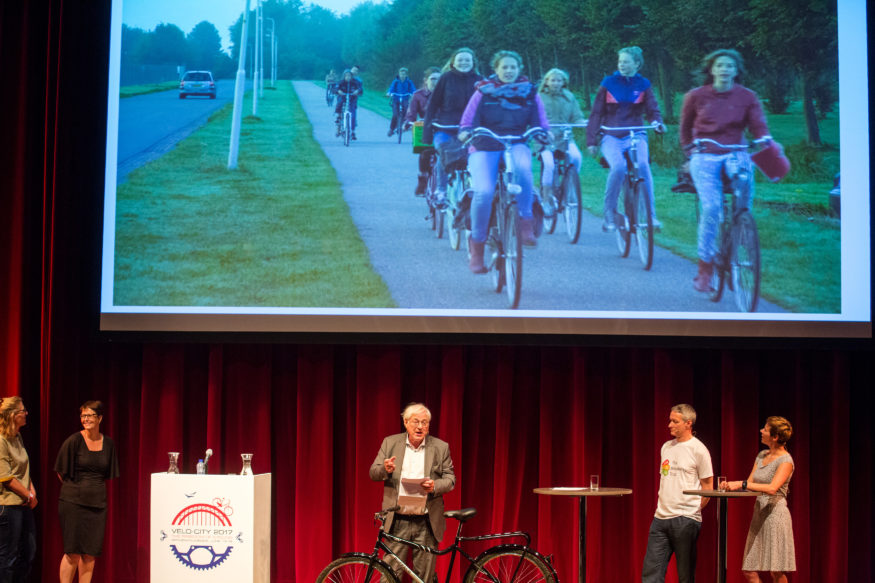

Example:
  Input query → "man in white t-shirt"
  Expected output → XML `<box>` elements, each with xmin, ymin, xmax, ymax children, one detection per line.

<box><xmin>642</xmin><ymin>404</ymin><xmax>714</xmax><ymax>583</ymax></box>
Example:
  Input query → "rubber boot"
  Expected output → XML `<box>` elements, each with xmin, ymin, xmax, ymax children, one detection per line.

<box><xmin>469</xmin><ymin>241</ymin><xmax>487</xmax><ymax>274</ymax></box>
<box><xmin>520</xmin><ymin>217</ymin><xmax>537</xmax><ymax>247</ymax></box>
<box><xmin>415</xmin><ymin>173</ymin><xmax>428</xmax><ymax>197</ymax></box>
<box><xmin>693</xmin><ymin>260</ymin><xmax>714</xmax><ymax>292</ymax></box>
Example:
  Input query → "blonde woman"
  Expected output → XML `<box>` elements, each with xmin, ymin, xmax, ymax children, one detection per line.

<box><xmin>0</xmin><ymin>396</ymin><xmax>37</xmax><ymax>582</ymax></box>
<box><xmin>537</xmin><ymin>68</ymin><xmax>585</xmax><ymax>217</ymax></box>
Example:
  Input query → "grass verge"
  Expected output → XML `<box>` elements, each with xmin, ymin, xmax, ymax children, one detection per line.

<box><xmin>114</xmin><ymin>82</ymin><xmax>396</xmax><ymax>308</ymax></box>
<box><xmin>120</xmin><ymin>81</ymin><xmax>180</xmax><ymax>98</ymax></box>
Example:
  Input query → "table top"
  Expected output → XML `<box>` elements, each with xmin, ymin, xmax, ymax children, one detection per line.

<box><xmin>534</xmin><ymin>487</ymin><xmax>633</xmax><ymax>497</ymax></box>
<box><xmin>683</xmin><ymin>489</ymin><xmax>760</xmax><ymax>498</ymax></box>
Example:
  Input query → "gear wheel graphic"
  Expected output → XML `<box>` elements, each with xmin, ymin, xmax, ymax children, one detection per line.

<box><xmin>170</xmin><ymin>544</ymin><xmax>233</xmax><ymax>570</ymax></box>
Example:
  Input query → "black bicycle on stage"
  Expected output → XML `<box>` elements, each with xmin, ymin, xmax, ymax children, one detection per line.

<box><xmin>599</xmin><ymin>125</ymin><xmax>659</xmax><ymax>270</ymax></box>
<box><xmin>315</xmin><ymin>508</ymin><xmax>558</xmax><ymax>583</ymax></box>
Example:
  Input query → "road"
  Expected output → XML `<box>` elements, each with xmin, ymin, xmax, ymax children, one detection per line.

<box><xmin>116</xmin><ymin>79</ymin><xmax>244</xmax><ymax>182</ymax></box>
<box><xmin>293</xmin><ymin>81</ymin><xmax>785</xmax><ymax>314</ymax></box>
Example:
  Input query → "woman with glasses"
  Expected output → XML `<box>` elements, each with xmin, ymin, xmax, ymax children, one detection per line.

<box><xmin>55</xmin><ymin>401</ymin><xmax>119</xmax><ymax>583</ymax></box>
<box><xmin>0</xmin><ymin>396</ymin><xmax>37</xmax><ymax>582</ymax></box>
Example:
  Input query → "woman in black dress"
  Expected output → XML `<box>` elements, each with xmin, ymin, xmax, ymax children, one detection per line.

<box><xmin>55</xmin><ymin>401</ymin><xmax>119</xmax><ymax>583</ymax></box>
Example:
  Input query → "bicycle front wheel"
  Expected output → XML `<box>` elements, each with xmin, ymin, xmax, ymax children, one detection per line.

<box><xmin>730</xmin><ymin>210</ymin><xmax>761</xmax><ymax>312</ymax></box>
<box><xmin>562</xmin><ymin>170</ymin><xmax>582</xmax><ymax>244</ymax></box>
<box><xmin>634</xmin><ymin>180</ymin><xmax>654</xmax><ymax>270</ymax></box>
<box><xmin>343</xmin><ymin>114</ymin><xmax>351</xmax><ymax>147</ymax></box>
<box><xmin>316</xmin><ymin>556</ymin><xmax>398</xmax><ymax>583</ymax></box>
<box><xmin>464</xmin><ymin>547</ymin><xmax>556</xmax><ymax>583</ymax></box>
<box><xmin>504</xmin><ymin>207</ymin><xmax>523</xmax><ymax>309</ymax></box>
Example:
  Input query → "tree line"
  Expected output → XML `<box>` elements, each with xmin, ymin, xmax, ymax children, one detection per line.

<box><xmin>121</xmin><ymin>0</ymin><xmax>837</xmax><ymax>145</ymax></box>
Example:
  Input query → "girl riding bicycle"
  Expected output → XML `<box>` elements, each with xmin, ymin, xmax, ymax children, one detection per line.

<box><xmin>458</xmin><ymin>50</ymin><xmax>550</xmax><ymax>272</ymax></box>
<box><xmin>586</xmin><ymin>46</ymin><xmax>664</xmax><ymax>233</ymax></box>
<box><xmin>679</xmin><ymin>49</ymin><xmax>771</xmax><ymax>292</ymax></box>
<box><xmin>334</xmin><ymin>69</ymin><xmax>363</xmax><ymax>140</ymax></box>
<box><xmin>423</xmin><ymin>48</ymin><xmax>483</xmax><ymax>208</ymax></box>
<box><xmin>537</xmin><ymin>68</ymin><xmax>586</xmax><ymax>218</ymax></box>
<box><xmin>405</xmin><ymin>67</ymin><xmax>442</xmax><ymax>196</ymax></box>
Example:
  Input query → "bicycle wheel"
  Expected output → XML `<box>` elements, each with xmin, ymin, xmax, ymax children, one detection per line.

<box><xmin>447</xmin><ymin>174</ymin><xmax>468</xmax><ymax>251</ymax></box>
<box><xmin>730</xmin><ymin>210</ymin><xmax>761</xmax><ymax>312</ymax></box>
<box><xmin>397</xmin><ymin>110</ymin><xmax>404</xmax><ymax>144</ymax></box>
<box><xmin>316</xmin><ymin>556</ymin><xmax>398</xmax><ymax>583</ymax></box>
<box><xmin>562</xmin><ymin>170</ymin><xmax>582</xmax><ymax>244</ymax></box>
<box><xmin>634</xmin><ymin>180</ymin><xmax>654</xmax><ymax>270</ymax></box>
<box><xmin>343</xmin><ymin>113</ymin><xmax>351</xmax><ymax>147</ymax></box>
<box><xmin>504</xmin><ymin>207</ymin><xmax>523</xmax><ymax>309</ymax></box>
<box><xmin>710</xmin><ymin>230</ymin><xmax>730</xmax><ymax>303</ymax></box>
<box><xmin>615</xmin><ymin>180</ymin><xmax>632</xmax><ymax>257</ymax></box>
<box><xmin>464</xmin><ymin>547</ymin><xmax>556</xmax><ymax>583</ymax></box>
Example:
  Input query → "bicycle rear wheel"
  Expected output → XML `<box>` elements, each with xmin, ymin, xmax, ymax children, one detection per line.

<box><xmin>615</xmin><ymin>180</ymin><xmax>632</xmax><ymax>257</ymax></box>
<box><xmin>562</xmin><ymin>170</ymin><xmax>582</xmax><ymax>244</ymax></box>
<box><xmin>316</xmin><ymin>556</ymin><xmax>398</xmax><ymax>583</ymax></box>
<box><xmin>436</xmin><ymin>209</ymin><xmax>445</xmax><ymax>239</ymax></box>
<box><xmin>634</xmin><ymin>180</ymin><xmax>654</xmax><ymax>270</ymax></box>
<box><xmin>504</xmin><ymin>206</ymin><xmax>523</xmax><ymax>309</ymax></box>
<box><xmin>464</xmin><ymin>547</ymin><xmax>556</xmax><ymax>583</ymax></box>
<box><xmin>730</xmin><ymin>210</ymin><xmax>761</xmax><ymax>312</ymax></box>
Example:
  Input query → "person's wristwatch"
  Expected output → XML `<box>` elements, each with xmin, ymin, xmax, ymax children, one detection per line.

<box><xmin>742</xmin><ymin>480</ymin><xmax>748</xmax><ymax>491</ymax></box>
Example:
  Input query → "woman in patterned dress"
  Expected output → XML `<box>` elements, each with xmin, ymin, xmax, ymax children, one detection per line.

<box><xmin>720</xmin><ymin>416</ymin><xmax>795</xmax><ymax>583</ymax></box>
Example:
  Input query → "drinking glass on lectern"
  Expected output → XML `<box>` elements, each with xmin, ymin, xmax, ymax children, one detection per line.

<box><xmin>718</xmin><ymin>476</ymin><xmax>727</xmax><ymax>491</ymax></box>
<box><xmin>590</xmin><ymin>475</ymin><xmax>599</xmax><ymax>491</ymax></box>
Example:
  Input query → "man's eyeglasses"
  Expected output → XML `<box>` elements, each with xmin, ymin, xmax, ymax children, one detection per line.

<box><xmin>80</xmin><ymin>413</ymin><xmax>98</xmax><ymax>420</ymax></box>
<box><xmin>14</xmin><ymin>409</ymin><xmax>27</xmax><ymax>416</ymax></box>
<box><xmin>408</xmin><ymin>419</ymin><xmax>429</xmax><ymax>427</ymax></box>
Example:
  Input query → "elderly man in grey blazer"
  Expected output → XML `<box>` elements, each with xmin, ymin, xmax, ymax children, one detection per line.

<box><xmin>369</xmin><ymin>403</ymin><xmax>456</xmax><ymax>582</ymax></box>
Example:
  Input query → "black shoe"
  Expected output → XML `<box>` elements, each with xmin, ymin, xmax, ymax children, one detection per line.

<box><xmin>352</xmin><ymin>134</ymin><xmax>357</xmax><ymax>140</ymax></box>
<box><xmin>388</xmin><ymin>129</ymin><xmax>395</xmax><ymax>137</ymax></box>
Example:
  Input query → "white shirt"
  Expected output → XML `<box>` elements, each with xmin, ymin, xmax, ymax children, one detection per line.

<box><xmin>398</xmin><ymin>436</ymin><xmax>427</xmax><ymax>515</ymax></box>
<box><xmin>654</xmin><ymin>436</ymin><xmax>713</xmax><ymax>522</ymax></box>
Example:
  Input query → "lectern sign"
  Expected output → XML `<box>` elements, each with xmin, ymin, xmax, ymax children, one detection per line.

<box><xmin>163</xmin><ymin>499</ymin><xmax>237</xmax><ymax>571</ymax></box>
<box><xmin>151</xmin><ymin>473</ymin><xmax>271</xmax><ymax>583</ymax></box>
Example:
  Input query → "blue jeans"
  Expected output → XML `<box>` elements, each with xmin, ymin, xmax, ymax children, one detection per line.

<box><xmin>641</xmin><ymin>516</ymin><xmax>702</xmax><ymax>583</ymax></box>
<box><xmin>540</xmin><ymin>142</ymin><xmax>583</xmax><ymax>187</ymax></box>
<box><xmin>0</xmin><ymin>505</ymin><xmax>36</xmax><ymax>583</ymax></box>
<box><xmin>432</xmin><ymin>131</ymin><xmax>454</xmax><ymax>192</ymax></box>
<box><xmin>601</xmin><ymin>133</ymin><xmax>657</xmax><ymax>218</ymax></box>
<box><xmin>689</xmin><ymin>152</ymin><xmax>754</xmax><ymax>263</ymax></box>
<box><xmin>468</xmin><ymin>145</ymin><xmax>535</xmax><ymax>243</ymax></box>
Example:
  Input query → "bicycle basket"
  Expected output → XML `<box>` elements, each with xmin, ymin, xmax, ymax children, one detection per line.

<box><xmin>751</xmin><ymin>140</ymin><xmax>790</xmax><ymax>182</ymax></box>
<box><xmin>437</xmin><ymin>138</ymin><xmax>468</xmax><ymax>173</ymax></box>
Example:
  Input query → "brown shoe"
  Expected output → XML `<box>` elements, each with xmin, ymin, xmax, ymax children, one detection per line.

<box><xmin>469</xmin><ymin>241</ymin><xmax>487</xmax><ymax>274</ymax></box>
<box><xmin>520</xmin><ymin>217</ymin><xmax>537</xmax><ymax>247</ymax></box>
<box><xmin>693</xmin><ymin>260</ymin><xmax>714</xmax><ymax>292</ymax></box>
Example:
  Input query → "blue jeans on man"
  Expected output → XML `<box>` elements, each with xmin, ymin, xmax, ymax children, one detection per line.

<box><xmin>0</xmin><ymin>505</ymin><xmax>36</xmax><ymax>583</ymax></box>
<box><xmin>641</xmin><ymin>516</ymin><xmax>702</xmax><ymax>583</ymax></box>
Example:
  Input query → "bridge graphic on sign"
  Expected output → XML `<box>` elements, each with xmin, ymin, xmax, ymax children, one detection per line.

<box><xmin>168</xmin><ymin>503</ymin><xmax>234</xmax><ymax>571</ymax></box>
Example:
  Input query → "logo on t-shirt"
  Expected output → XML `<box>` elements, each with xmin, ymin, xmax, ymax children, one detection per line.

<box><xmin>661</xmin><ymin>459</ymin><xmax>670</xmax><ymax>476</ymax></box>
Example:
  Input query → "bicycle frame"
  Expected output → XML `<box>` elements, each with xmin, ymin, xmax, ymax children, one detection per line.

<box><xmin>362</xmin><ymin>514</ymin><xmax>534</xmax><ymax>583</ymax></box>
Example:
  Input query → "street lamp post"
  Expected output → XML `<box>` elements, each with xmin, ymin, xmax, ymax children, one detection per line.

<box><xmin>253</xmin><ymin>0</ymin><xmax>261</xmax><ymax>114</ymax></box>
<box><xmin>228</xmin><ymin>0</ymin><xmax>251</xmax><ymax>169</ymax></box>
<box><xmin>266</xmin><ymin>17</ymin><xmax>276</xmax><ymax>88</ymax></box>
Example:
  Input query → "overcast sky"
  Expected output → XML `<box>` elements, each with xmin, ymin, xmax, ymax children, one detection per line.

<box><xmin>121</xmin><ymin>0</ymin><xmax>380</xmax><ymax>53</ymax></box>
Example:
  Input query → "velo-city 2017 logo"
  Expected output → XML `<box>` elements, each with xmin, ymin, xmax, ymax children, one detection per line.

<box><xmin>159</xmin><ymin>497</ymin><xmax>242</xmax><ymax>571</ymax></box>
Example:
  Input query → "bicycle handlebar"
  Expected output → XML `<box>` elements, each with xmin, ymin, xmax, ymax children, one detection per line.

<box><xmin>468</xmin><ymin>126</ymin><xmax>548</xmax><ymax>144</ymax></box>
<box><xmin>600</xmin><ymin>125</ymin><xmax>660</xmax><ymax>132</ymax></box>
<box><xmin>431</xmin><ymin>123</ymin><xmax>460</xmax><ymax>130</ymax></box>
<box><xmin>691</xmin><ymin>136</ymin><xmax>772</xmax><ymax>151</ymax></box>
<box><xmin>551</xmin><ymin>122</ymin><xmax>588</xmax><ymax>129</ymax></box>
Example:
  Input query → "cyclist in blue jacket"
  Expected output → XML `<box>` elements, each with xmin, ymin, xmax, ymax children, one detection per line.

<box><xmin>386</xmin><ymin>68</ymin><xmax>417</xmax><ymax>137</ymax></box>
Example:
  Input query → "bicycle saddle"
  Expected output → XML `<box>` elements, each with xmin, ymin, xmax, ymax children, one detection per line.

<box><xmin>444</xmin><ymin>508</ymin><xmax>478</xmax><ymax>522</ymax></box>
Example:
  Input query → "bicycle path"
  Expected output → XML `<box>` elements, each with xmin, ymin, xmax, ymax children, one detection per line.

<box><xmin>293</xmin><ymin>80</ymin><xmax>786</xmax><ymax>314</ymax></box>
